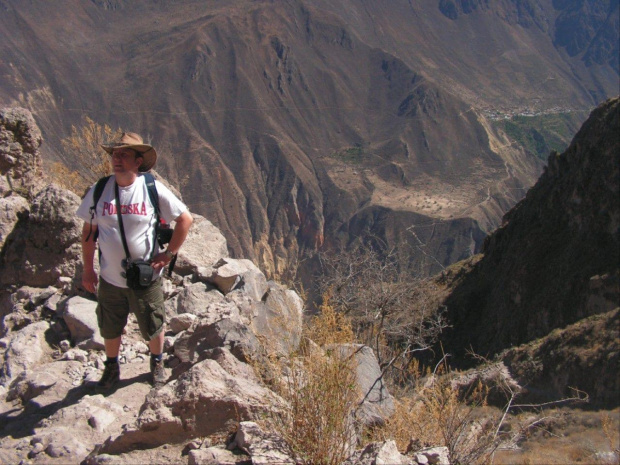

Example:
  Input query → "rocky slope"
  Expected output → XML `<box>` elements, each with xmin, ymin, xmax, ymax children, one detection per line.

<box><xmin>434</xmin><ymin>97</ymin><xmax>619</xmax><ymax>406</ymax></box>
<box><xmin>1</xmin><ymin>1</ymin><xmax>616</xmax><ymax>279</ymax></box>
<box><xmin>1</xmin><ymin>109</ymin><xmax>442</xmax><ymax>464</ymax></box>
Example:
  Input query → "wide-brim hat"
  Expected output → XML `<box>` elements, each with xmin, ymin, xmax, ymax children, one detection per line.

<box><xmin>101</xmin><ymin>132</ymin><xmax>157</xmax><ymax>172</ymax></box>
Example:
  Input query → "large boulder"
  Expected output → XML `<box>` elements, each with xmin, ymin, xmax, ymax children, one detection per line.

<box><xmin>174</xmin><ymin>318</ymin><xmax>260</xmax><ymax>365</ymax></box>
<box><xmin>166</xmin><ymin>281</ymin><xmax>240</xmax><ymax>322</ymax></box>
<box><xmin>343</xmin><ymin>440</ymin><xmax>406</xmax><ymax>465</ymax></box>
<box><xmin>1</xmin><ymin>184</ymin><xmax>83</xmax><ymax>288</ymax></box>
<box><xmin>327</xmin><ymin>344</ymin><xmax>395</xmax><ymax>427</ymax></box>
<box><xmin>251</xmin><ymin>282</ymin><xmax>303</xmax><ymax>356</ymax></box>
<box><xmin>173</xmin><ymin>214</ymin><xmax>228</xmax><ymax>276</ymax></box>
<box><xmin>0</xmin><ymin>193</ymin><xmax>29</xmax><ymax>248</ymax></box>
<box><xmin>99</xmin><ymin>358</ymin><xmax>284</xmax><ymax>453</ymax></box>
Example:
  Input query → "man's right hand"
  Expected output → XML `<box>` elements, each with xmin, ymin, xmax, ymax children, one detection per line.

<box><xmin>82</xmin><ymin>268</ymin><xmax>99</xmax><ymax>294</ymax></box>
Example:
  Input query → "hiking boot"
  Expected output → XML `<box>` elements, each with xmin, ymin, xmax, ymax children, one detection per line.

<box><xmin>150</xmin><ymin>357</ymin><xmax>167</xmax><ymax>388</ymax></box>
<box><xmin>97</xmin><ymin>360</ymin><xmax>120</xmax><ymax>390</ymax></box>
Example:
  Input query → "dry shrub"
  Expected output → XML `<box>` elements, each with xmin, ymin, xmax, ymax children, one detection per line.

<box><xmin>371</xmin><ymin>369</ymin><xmax>502</xmax><ymax>464</ymax></box>
<box><xmin>52</xmin><ymin>116</ymin><xmax>121</xmax><ymax>194</ymax></box>
<box><xmin>601</xmin><ymin>412</ymin><xmax>620</xmax><ymax>464</ymax></box>
<box><xmin>262</xmin><ymin>296</ymin><xmax>360</xmax><ymax>465</ymax></box>
<box><xmin>305</xmin><ymin>292</ymin><xmax>355</xmax><ymax>346</ymax></box>
<box><xmin>315</xmin><ymin>244</ymin><xmax>446</xmax><ymax>389</ymax></box>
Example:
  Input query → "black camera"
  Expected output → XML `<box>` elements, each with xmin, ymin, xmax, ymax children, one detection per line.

<box><xmin>157</xmin><ymin>227</ymin><xmax>173</xmax><ymax>247</ymax></box>
<box><xmin>124</xmin><ymin>259</ymin><xmax>153</xmax><ymax>290</ymax></box>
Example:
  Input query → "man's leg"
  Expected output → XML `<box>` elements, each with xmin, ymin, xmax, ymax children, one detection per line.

<box><xmin>105</xmin><ymin>336</ymin><xmax>122</xmax><ymax>358</ymax></box>
<box><xmin>148</xmin><ymin>330</ymin><xmax>164</xmax><ymax>356</ymax></box>
<box><xmin>131</xmin><ymin>279</ymin><xmax>167</xmax><ymax>387</ymax></box>
<box><xmin>149</xmin><ymin>330</ymin><xmax>167</xmax><ymax>388</ymax></box>
<box><xmin>96</xmin><ymin>280</ymin><xmax>130</xmax><ymax>390</ymax></box>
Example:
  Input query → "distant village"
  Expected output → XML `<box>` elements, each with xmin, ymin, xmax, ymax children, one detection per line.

<box><xmin>483</xmin><ymin>106</ymin><xmax>578</xmax><ymax>120</ymax></box>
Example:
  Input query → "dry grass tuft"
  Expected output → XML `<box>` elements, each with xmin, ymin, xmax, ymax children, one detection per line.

<box><xmin>369</xmin><ymin>364</ymin><xmax>503</xmax><ymax>464</ymax></box>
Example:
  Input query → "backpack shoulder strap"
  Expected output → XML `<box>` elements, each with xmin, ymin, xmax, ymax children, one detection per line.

<box><xmin>92</xmin><ymin>175</ymin><xmax>112</xmax><ymax>212</ymax></box>
<box><xmin>142</xmin><ymin>172</ymin><xmax>160</xmax><ymax>215</ymax></box>
<box><xmin>143</xmin><ymin>173</ymin><xmax>162</xmax><ymax>261</ymax></box>
<box><xmin>85</xmin><ymin>175</ymin><xmax>111</xmax><ymax>242</ymax></box>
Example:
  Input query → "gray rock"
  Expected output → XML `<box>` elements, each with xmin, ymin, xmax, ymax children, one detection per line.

<box><xmin>168</xmin><ymin>313</ymin><xmax>197</xmax><ymax>334</ymax></box>
<box><xmin>99</xmin><ymin>358</ymin><xmax>285</xmax><ymax>453</ymax></box>
<box><xmin>230</xmin><ymin>421</ymin><xmax>295</xmax><ymax>465</ymax></box>
<box><xmin>1</xmin><ymin>320</ymin><xmax>50</xmax><ymax>385</ymax></box>
<box><xmin>170</xmin><ymin>282</ymin><xmax>238</xmax><ymax>321</ymax></box>
<box><xmin>1</xmin><ymin>184</ymin><xmax>82</xmax><ymax>288</ymax></box>
<box><xmin>344</xmin><ymin>440</ymin><xmax>407</xmax><ymax>465</ymax></box>
<box><xmin>188</xmin><ymin>446</ymin><xmax>251</xmax><ymax>465</ymax></box>
<box><xmin>173</xmin><ymin>214</ymin><xmax>228</xmax><ymax>276</ymax></box>
<box><xmin>62</xmin><ymin>296</ymin><xmax>104</xmax><ymax>350</ymax></box>
<box><xmin>0</xmin><ymin>193</ymin><xmax>29</xmax><ymax>248</ymax></box>
<box><xmin>251</xmin><ymin>282</ymin><xmax>303</xmax><ymax>356</ymax></box>
<box><xmin>174</xmin><ymin>318</ymin><xmax>260</xmax><ymax>365</ymax></box>
<box><xmin>43</xmin><ymin>293</ymin><xmax>63</xmax><ymax>313</ymax></box>
<box><xmin>44</xmin><ymin>430</ymin><xmax>89</xmax><ymax>459</ymax></box>
<box><xmin>61</xmin><ymin>347</ymin><xmax>89</xmax><ymax>362</ymax></box>
<box><xmin>417</xmin><ymin>447</ymin><xmax>450</xmax><ymax>465</ymax></box>
<box><xmin>327</xmin><ymin>344</ymin><xmax>395</xmax><ymax>427</ymax></box>
<box><xmin>207</xmin><ymin>347</ymin><xmax>260</xmax><ymax>383</ymax></box>
<box><xmin>0</xmin><ymin>107</ymin><xmax>43</xmax><ymax>195</ymax></box>
<box><xmin>207</xmin><ymin>258</ymin><xmax>268</xmax><ymax>300</ymax></box>
<box><xmin>88</xmin><ymin>408</ymin><xmax>119</xmax><ymax>433</ymax></box>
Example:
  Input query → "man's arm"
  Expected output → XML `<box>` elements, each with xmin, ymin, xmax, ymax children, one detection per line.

<box><xmin>81</xmin><ymin>222</ymin><xmax>99</xmax><ymax>293</ymax></box>
<box><xmin>151</xmin><ymin>211</ymin><xmax>193</xmax><ymax>272</ymax></box>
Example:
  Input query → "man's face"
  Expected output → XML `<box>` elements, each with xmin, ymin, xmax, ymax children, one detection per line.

<box><xmin>111</xmin><ymin>148</ymin><xmax>142</xmax><ymax>174</ymax></box>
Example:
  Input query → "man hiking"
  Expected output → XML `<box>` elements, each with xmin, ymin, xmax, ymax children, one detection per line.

<box><xmin>76</xmin><ymin>132</ymin><xmax>193</xmax><ymax>389</ymax></box>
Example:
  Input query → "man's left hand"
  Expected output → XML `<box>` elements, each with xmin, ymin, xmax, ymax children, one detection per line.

<box><xmin>151</xmin><ymin>252</ymin><xmax>172</xmax><ymax>271</ymax></box>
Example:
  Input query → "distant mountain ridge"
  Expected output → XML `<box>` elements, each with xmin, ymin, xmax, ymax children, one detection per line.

<box><xmin>0</xmin><ymin>0</ymin><xmax>617</xmax><ymax>278</ymax></box>
<box><xmin>437</xmin><ymin>97</ymin><xmax>619</xmax><ymax>361</ymax></box>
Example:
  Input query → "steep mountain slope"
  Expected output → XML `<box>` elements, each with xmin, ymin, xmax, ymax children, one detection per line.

<box><xmin>437</xmin><ymin>97</ymin><xmax>619</xmax><ymax>362</ymax></box>
<box><xmin>0</xmin><ymin>0</ymin><xmax>616</xmax><ymax>277</ymax></box>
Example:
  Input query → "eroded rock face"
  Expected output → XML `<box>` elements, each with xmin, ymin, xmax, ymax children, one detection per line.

<box><xmin>1</xmin><ymin>184</ymin><xmax>83</xmax><ymax>288</ymax></box>
<box><xmin>0</xmin><ymin>107</ymin><xmax>43</xmax><ymax>195</ymax></box>
<box><xmin>174</xmin><ymin>318</ymin><xmax>260</xmax><ymax>366</ymax></box>
<box><xmin>0</xmin><ymin>194</ymin><xmax>29</xmax><ymax>248</ymax></box>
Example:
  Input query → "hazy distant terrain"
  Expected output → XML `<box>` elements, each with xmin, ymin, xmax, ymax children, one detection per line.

<box><xmin>0</xmin><ymin>0</ymin><xmax>617</xmax><ymax>277</ymax></box>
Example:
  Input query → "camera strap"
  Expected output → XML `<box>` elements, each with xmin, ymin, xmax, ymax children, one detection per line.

<box><xmin>115</xmin><ymin>181</ymin><xmax>158</xmax><ymax>264</ymax></box>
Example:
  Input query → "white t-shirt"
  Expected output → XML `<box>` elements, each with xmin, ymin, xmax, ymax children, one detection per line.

<box><xmin>76</xmin><ymin>175</ymin><xmax>188</xmax><ymax>288</ymax></box>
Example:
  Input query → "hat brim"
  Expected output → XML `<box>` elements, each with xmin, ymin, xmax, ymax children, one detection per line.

<box><xmin>101</xmin><ymin>143</ymin><xmax>157</xmax><ymax>172</ymax></box>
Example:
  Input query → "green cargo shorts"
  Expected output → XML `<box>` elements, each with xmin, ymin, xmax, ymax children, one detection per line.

<box><xmin>96</xmin><ymin>277</ymin><xmax>165</xmax><ymax>341</ymax></box>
